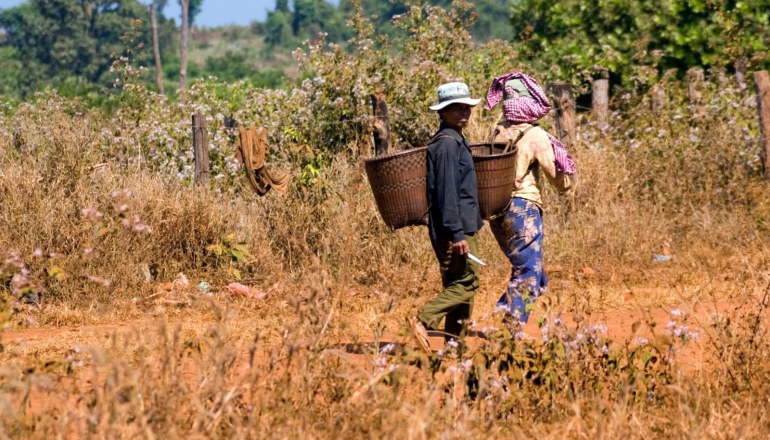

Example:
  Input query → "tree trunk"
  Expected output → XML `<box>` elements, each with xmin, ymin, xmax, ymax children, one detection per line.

<box><xmin>192</xmin><ymin>114</ymin><xmax>210</xmax><ymax>186</ymax></box>
<box><xmin>548</xmin><ymin>81</ymin><xmax>576</xmax><ymax>149</ymax></box>
<box><xmin>370</xmin><ymin>94</ymin><xmax>391</xmax><ymax>156</ymax></box>
<box><xmin>179</xmin><ymin>0</ymin><xmax>189</xmax><ymax>93</ymax></box>
<box><xmin>592</xmin><ymin>79</ymin><xmax>609</xmax><ymax>127</ymax></box>
<box><xmin>755</xmin><ymin>71</ymin><xmax>770</xmax><ymax>180</ymax></box>
<box><xmin>150</xmin><ymin>4</ymin><xmax>164</xmax><ymax>95</ymax></box>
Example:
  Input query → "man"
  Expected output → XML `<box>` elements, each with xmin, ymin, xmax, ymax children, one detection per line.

<box><xmin>408</xmin><ymin>82</ymin><xmax>484</xmax><ymax>352</ymax></box>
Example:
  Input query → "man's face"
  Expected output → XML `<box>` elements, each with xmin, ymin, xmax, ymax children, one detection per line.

<box><xmin>439</xmin><ymin>104</ymin><xmax>473</xmax><ymax>129</ymax></box>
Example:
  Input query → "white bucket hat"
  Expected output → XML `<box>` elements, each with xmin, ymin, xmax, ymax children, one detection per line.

<box><xmin>429</xmin><ymin>82</ymin><xmax>481</xmax><ymax>111</ymax></box>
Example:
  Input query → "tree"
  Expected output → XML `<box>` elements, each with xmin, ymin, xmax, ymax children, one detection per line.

<box><xmin>204</xmin><ymin>52</ymin><xmax>250</xmax><ymax>82</ymax></box>
<box><xmin>509</xmin><ymin>0</ymin><xmax>770</xmax><ymax>86</ymax></box>
<box><xmin>264</xmin><ymin>8</ymin><xmax>292</xmax><ymax>46</ymax></box>
<box><xmin>179</xmin><ymin>0</ymin><xmax>189</xmax><ymax>91</ymax></box>
<box><xmin>184</xmin><ymin>0</ymin><xmax>203</xmax><ymax>25</ymax></box>
<box><xmin>275</xmin><ymin>0</ymin><xmax>290</xmax><ymax>14</ymax></box>
<box><xmin>0</xmin><ymin>0</ymin><xmax>153</xmax><ymax>97</ymax></box>
<box><xmin>292</xmin><ymin>0</ymin><xmax>344</xmax><ymax>41</ymax></box>
<box><xmin>154</xmin><ymin>0</ymin><xmax>169</xmax><ymax>15</ymax></box>
<box><xmin>336</xmin><ymin>0</ymin><xmax>512</xmax><ymax>42</ymax></box>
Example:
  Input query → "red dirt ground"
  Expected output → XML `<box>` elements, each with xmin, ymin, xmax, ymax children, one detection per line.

<box><xmin>1</xmin><ymin>296</ymin><xmax>765</xmax><ymax>431</ymax></box>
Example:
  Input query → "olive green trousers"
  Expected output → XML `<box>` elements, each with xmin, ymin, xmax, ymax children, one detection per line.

<box><xmin>417</xmin><ymin>233</ymin><xmax>480</xmax><ymax>337</ymax></box>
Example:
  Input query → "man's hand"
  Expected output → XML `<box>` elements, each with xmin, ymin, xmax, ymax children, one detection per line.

<box><xmin>452</xmin><ymin>240</ymin><xmax>470</xmax><ymax>256</ymax></box>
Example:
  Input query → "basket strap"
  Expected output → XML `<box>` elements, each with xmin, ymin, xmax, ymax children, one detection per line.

<box><xmin>487</xmin><ymin>197</ymin><xmax>514</xmax><ymax>221</ymax></box>
<box><xmin>428</xmin><ymin>133</ymin><xmax>456</xmax><ymax>144</ymax></box>
<box><xmin>503</xmin><ymin>123</ymin><xmax>538</xmax><ymax>154</ymax></box>
<box><xmin>428</xmin><ymin>132</ymin><xmax>465</xmax><ymax>160</ymax></box>
<box><xmin>491</xmin><ymin>125</ymin><xmax>539</xmax><ymax>219</ymax></box>
<box><xmin>488</xmin><ymin>127</ymin><xmax>500</xmax><ymax>146</ymax></box>
<box><xmin>420</xmin><ymin>203</ymin><xmax>432</xmax><ymax>226</ymax></box>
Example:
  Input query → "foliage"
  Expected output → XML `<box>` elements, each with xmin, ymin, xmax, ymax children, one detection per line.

<box><xmin>264</xmin><ymin>0</ymin><xmax>347</xmax><ymax>46</ymax></box>
<box><xmin>510</xmin><ymin>0</ymin><xmax>770</xmax><ymax>86</ymax></box>
<box><xmin>0</xmin><ymin>47</ymin><xmax>22</xmax><ymax>98</ymax></box>
<box><xmin>0</xmin><ymin>0</ymin><xmax>162</xmax><ymax>98</ymax></box>
<box><xmin>337</xmin><ymin>0</ymin><xmax>515</xmax><ymax>41</ymax></box>
<box><xmin>265</xmin><ymin>0</ymin><xmax>518</xmax><ymax>48</ymax></box>
<box><xmin>202</xmin><ymin>52</ymin><xmax>285</xmax><ymax>88</ymax></box>
<box><xmin>206</xmin><ymin>233</ymin><xmax>253</xmax><ymax>279</ymax></box>
<box><xmin>5</xmin><ymin>0</ymin><xmax>769</xmax><ymax>103</ymax></box>
<box><xmin>264</xmin><ymin>3</ymin><xmax>294</xmax><ymax>46</ymax></box>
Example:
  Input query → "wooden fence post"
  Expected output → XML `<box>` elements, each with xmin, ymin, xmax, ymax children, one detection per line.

<box><xmin>370</xmin><ymin>94</ymin><xmax>390</xmax><ymax>156</ymax></box>
<box><xmin>150</xmin><ymin>4</ymin><xmax>164</xmax><ymax>95</ymax></box>
<box><xmin>755</xmin><ymin>71</ymin><xmax>770</xmax><ymax>180</ymax></box>
<box><xmin>687</xmin><ymin>68</ymin><xmax>705</xmax><ymax>119</ymax></box>
<box><xmin>650</xmin><ymin>84</ymin><xmax>666</xmax><ymax>113</ymax></box>
<box><xmin>548</xmin><ymin>81</ymin><xmax>576</xmax><ymax>149</ymax></box>
<box><xmin>736</xmin><ymin>58</ymin><xmax>748</xmax><ymax>90</ymax></box>
<box><xmin>687</xmin><ymin>68</ymin><xmax>704</xmax><ymax>104</ymax></box>
<box><xmin>12</xmin><ymin>126</ymin><xmax>23</xmax><ymax>151</ymax></box>
<box><xmin>192</xmin><ymin>114</ymin><xmax>210</xmax><ymax>186</ymax></box>
<box><xmin>592</xmin><ymin>79</ymin><xmax>609</xmax><ymax>127</ymax></box>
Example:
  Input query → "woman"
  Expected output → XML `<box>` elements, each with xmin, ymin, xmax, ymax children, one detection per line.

<box><xmin>484</xmin><ymin>72</ymin><xmax>577</xmax><ymax>325</ymax></box>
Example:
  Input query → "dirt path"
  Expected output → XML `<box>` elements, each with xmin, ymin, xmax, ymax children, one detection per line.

<box><xmin>2</xmin><ymin>322</ymin><xmax>142</xmax><ymax>343</ymax></box>
<box><xmin>2</xmin><ymin>298</ymin><xmax>752</xmax><ymax>356</ymax></box>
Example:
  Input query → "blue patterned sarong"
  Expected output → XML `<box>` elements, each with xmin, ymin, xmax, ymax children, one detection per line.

<box><xmin>489</xmin><ymin>197</ymin><xmax>547</xmax><ymax>323</ymax></box>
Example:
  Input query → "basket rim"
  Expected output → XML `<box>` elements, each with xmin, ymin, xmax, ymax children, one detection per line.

<box><xmin>469</xmin><ymin>141</ymin><xmax>513</xmax><ymax>148</ymax></box>
<box><xmin>364</xmin><ymin>146</ymin><xmax>428</xmax><ymax>164</ymax></box>
<box><xmin>469</xmin><ymin>142</ymin><xmax>518</xmax><ymax>158</ymax></box>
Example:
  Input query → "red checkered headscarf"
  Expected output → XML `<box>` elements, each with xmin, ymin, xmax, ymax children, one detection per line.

<box><xmin>485</xmin><ymin>72</ymin><xmax>576</xmax><ymax>175</ymax></box>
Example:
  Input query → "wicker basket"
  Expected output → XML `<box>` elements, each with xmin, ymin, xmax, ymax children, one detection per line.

<box><xmin>470</xmin><ymin>142</ymin><xmax>518</xmax><ymax>219</ymax></box>
<box><xmin>364</xmin><ymin>147</ymin><xmax>429</xmax><ymax>231</ymax></box>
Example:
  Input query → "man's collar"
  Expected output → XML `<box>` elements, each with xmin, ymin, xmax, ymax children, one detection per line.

<box><xmin>438</xmin><ymin>123</ymin><xmax>465</xmax><ymax>143</ymax></box>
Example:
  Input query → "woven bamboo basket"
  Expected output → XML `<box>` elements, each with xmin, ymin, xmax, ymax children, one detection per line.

<box><xmin>364</xmin><ymin>147</ymin><xmax>429</xmax><ymax>231</ymax></box>
<box><xmin>470</xmin><ymin>142</ymin><xmax>518</xmax><ymax>219</ymax></box>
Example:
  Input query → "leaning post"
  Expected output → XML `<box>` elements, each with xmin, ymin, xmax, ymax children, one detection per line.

<box><xmin>548</xmin><ymin>81</ymin><xmax>576</xmax><ymax>149</ymax></box>
<box><xmin>755</xmin><ymin>70</ymin><xmax>770</xmax><ymax>180</ymax></box>
<box><xmin>192</xmin><ymin>114</ymin><xmax>210</xmax><ymax>186</ymax></box>
<box><xmin>370</xmin><ymin>93</ymin><xmax>391</xmax><ymax>156</ymax></box>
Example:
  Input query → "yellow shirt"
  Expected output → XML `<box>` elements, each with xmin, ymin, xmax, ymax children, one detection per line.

<box><xmin>493</xmin><ymin>122</ymin><xmax>575</xmax><ymax>207</ymax></box>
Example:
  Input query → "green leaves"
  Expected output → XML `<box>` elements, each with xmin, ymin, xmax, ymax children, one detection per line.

<box><xmin>510</xmin><ymin>0</ymin><xmax>770</xmax><ymax>87</ymax></box>
<box><xmin>206</xmin><ymin>234</ymin><xmax>253</xmax><ymax>279</ymax></box>
<box><xmin>47</xmin><ymin>265</ymin><xmax>67</xmax><ymax>282</ymax></box>
<box><xmin>207</xmin><ymin>234</ymin><xmax>252</xmax><ymax>263</ymax></box>
<box><xmin>0</xmin><ymin>0</ymin><xmax>155</xmax><ymax>98</ymax></box>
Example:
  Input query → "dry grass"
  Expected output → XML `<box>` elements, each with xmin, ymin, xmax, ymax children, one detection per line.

<box><xmin>2</xmin><ymin>284</ymin><xmax>770</xmax><ymax>438</ymax></box>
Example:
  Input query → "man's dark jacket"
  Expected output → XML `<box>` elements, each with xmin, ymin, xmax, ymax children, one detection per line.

<box><xmin>426</xmin><ymin>123</ymin><xmax>484</xmax><ymax>243</ymax></box>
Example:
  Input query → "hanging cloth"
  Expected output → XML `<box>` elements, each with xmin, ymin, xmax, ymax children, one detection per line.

<box><xmin>235</xmin><ymin>127</ymin><xmax>290</xmax><ymax>196</ymax></box>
